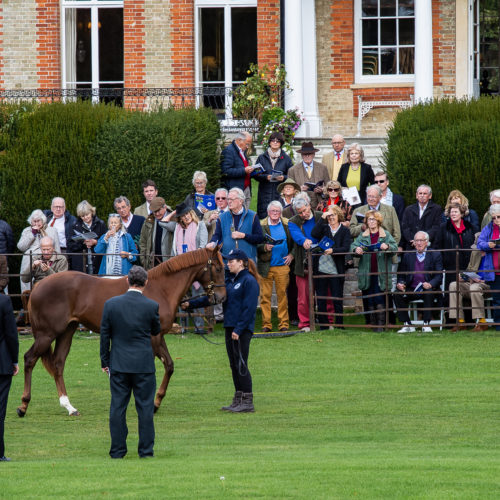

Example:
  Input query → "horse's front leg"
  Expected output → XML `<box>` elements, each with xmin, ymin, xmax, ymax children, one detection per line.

<box><xmin>152</xmin><ymin>335</ymin><xmax>174</xmax><ymax>413</ymax></box>
<box><xmin>53</xmin><ymin>328</ymin><xmax>80</xmax><ymax>416</ymax></box>
<box><xmin>17</xmin><ymin>335</ymin><xmax>53</xmax><ymax>417</ymax></box>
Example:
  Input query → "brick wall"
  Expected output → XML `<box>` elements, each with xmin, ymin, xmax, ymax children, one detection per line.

<box><xmin>433</xmin><ymin>0</ymin><xmax>456</xmax><ymax>96</ymax></box>
<box><xmin>124</xmin><ymin>0</ymin><xmax>146</xmax><ymax>89</ymax></box>
<box><xmin>169</xmin><ymin>0</ymin><xmax>195</xmax><ymax>89</ymax></box>
<box><xmin>145</xmin><ymin>1</ymin><xmax>172</xmax><ymax>88</ymax></box>
<box><xmin>257</xmin><ymin>0</ymin><xmax>281</xmax><ymax>69</ymax></box>
<box><xmin>36</xmin><ymin>0</ymin><xmax>60</xmax><ymax>89</ymax></box>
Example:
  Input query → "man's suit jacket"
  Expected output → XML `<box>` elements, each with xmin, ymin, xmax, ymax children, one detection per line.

<box><xmin>397</xmin><ymin>250</ymin><xmax>443</xmax><ymax>290</ymax></box>
<box><xmin>220</xmin><ymin>141</ymin><xmax>250</xmax><ymax>191</ymax></box>
<box><xmin>349</xmin><ymin>203</ymin><xmax>401</xmax><ymax>245</ymax></box>
<box><xmin>0</xmin><ymin>294</ymin><xmax>18</xmax><ymax>375</ymax></box>
<box><xmin>100</xmin><ymin>291</ymin><xmax>161</xmax><ymax>374</ymax></box>
<box><xmin>401</xmin><ymin>200</ymin><xmax>442</xmax><ymax>250</ymax></box>
<box><xmin>322</xmin><ymin>150</ymin><xmax>346</xmax><ymax>182</ymax></box>
<box><xmin>287</xmin><ymin>160</ymin><xmax>330</xmax><ymax>210</ymax></box>
<box><xmin>134</xmin><ymin>202</ymin><xmax>150</xmax><ymax>219</ymax></box>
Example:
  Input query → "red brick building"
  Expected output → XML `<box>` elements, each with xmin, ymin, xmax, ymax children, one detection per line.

<box><xmin>0</xmin><ymin>1</ymin><xmax>498</xmax><ymax>137</ymax></box>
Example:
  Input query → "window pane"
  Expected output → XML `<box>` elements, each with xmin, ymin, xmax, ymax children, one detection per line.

<box><xmin>363</xmin><ymin>49</ymin><xmax>379</xmax><ymax>75</ymax></box>
<box><xmin>399</xmin><ymin>18</ymin><xmax>414</xmax><ymax>45</ymax></box>
<box><xmin>76</xmin><ymin>9</ymin><xmax>92</xmax><ymax>83</ymax></box>
<box><xmin>380</xmin><ymin>47</ymin><xmax>396</xmax><ymax>74</ymax></box>
<box><xmin>362</xmin><ymin>19</ymin><xmax>378</xmax><ymax>45</ymax></box>
<box><xmin>380</xmin><ymin>0</ymin><xmax>396</xmax><ymax>17</ymax></box>
<box><xmin>232</xmin><ymin>8</ymin><xmax>257</xmax><ymax>81</ymax></box>
<box><xmin>380</xmin><ymin>19</ymin><xmax>396</xmax><ymax>45</ymax></box>
<box><xmin>399</xmin><ymin>47</ymin><xmax>414</xmax><ymax>74</ymax></box>
<box><xmin>362</xmin><ymin>0</ymin><xmax>378</xmax><ymax>17</ymax></box>
<box><xmin>201</xmin><ymin>8</ymin><xmax>224</xmax><ymax>82</ymax></box>
<box><xmin>398</xmin><ymin>0</ymin><xmax>414</xmax><ymax>16</ymax></box>
<box><xmin>99</xmin><ymin>8</ymin><xmax>123</xmax><ymax>82</ymax></box>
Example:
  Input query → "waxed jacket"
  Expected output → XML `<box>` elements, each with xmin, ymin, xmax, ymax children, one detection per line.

<box><xmin>350</xmin><ymin>227</ymin><xmax>398</xmax><ymax>291</ymax></box>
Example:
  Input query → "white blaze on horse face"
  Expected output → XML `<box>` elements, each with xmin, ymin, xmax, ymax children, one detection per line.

<box><xmin>59</xmin><ymin>395</ymin><xmax>78</xmax><ymax>415</ymax></box>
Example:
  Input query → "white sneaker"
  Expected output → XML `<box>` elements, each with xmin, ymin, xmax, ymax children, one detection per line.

<box><xmin>397</xmin><ymin>325</ymin><xmax>415</xmax><ymax>333</ymax></box>
<box><xmin>422</xmin><ymin>324</ymin><xmax>433</xmax><ymax>333</ymax></box>
<box><xmin>301</xmin><ymin>326</ymin><xmax>311</xmax><ymax>332</ymax></box>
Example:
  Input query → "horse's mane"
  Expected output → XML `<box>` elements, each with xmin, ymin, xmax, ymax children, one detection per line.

<box><xmin>148</xmin><ymin>248</ymin><xmax>212</xmax><ymax>279</ymax></box>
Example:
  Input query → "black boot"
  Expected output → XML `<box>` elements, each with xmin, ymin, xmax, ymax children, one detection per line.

<box><xmin>221</xmin><ymin>391</ymin><xmax>242</xmax><ymax>411</ymax></box>
<box><xmin>375</xmin><ymin>304</ymin><xmax>386</xmax><ymax>332</ymax></box>
<box><xmin>229</xmin><ymin>392</ymin><xmax>255</xmax><ymax>413</ymax></box>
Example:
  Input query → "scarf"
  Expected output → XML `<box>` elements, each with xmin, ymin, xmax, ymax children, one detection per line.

<box><xmin>105</xmin><ymin>230</ymin><xmax>124</xmax><ymax>276</ymax></box>
<box><xmin>452</xmin><ymin>219</ymin><xmax>466</xmax><ymax>246</ymax></box>
<box><xmin>267</xmin><ymin>147</ymin><xmax>281</xmax><ymax>169</ymax></box>
<box><xmin>383</xmin><ymin>187</ymin><xmax>393</xmax><ymax>206</ymax></box>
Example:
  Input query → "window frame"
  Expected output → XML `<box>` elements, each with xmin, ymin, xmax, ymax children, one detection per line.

<box><xmin>61</xmin><ymin>0</ymin><xmax>124</xmax><ymax>100</ymax></box>
<box><xmin>354</xmin><ymin>0</ymin><xmax>415</xmax><ymax>84</ymax></box>
<box><xmin>194</xmin><ymin>0</ymin><xmax>257</xmax><ymax>120</ymax></box>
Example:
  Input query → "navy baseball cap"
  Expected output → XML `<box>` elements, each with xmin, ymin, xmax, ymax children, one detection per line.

<box><xmin>223</xmin><ymin>249</ymin><xmax>249</xmax><ymax>262</ymax></box>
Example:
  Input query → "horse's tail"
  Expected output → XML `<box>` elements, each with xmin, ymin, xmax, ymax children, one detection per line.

<box><xmin>41</xmin><ymin>345</ymin><xmax>57</xmax><ymax>377</ymax></box>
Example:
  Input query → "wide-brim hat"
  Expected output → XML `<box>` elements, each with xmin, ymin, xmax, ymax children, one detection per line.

<box><xmin>149</xmin><ymin>196</ymin><xmax>166</xmax><ymax>212</ymax></box>
<box><xmin>296</xmin><ymin>141</ymin><xmax>319</xmax><ymax>154</ymax></box>
<box><xmin>174</xmin><ymin>202</ymin><xmax>191</xmax><ymax>219</ymax></box>
<box><xmin>277</xmin><ymin>177</ymin><xmax>301</xmax><ymax>194</ymax></box>
<box><xmin>223</xmin><ymin>249</ymin><xmax>248</xmax><ymax>262</ymax></box>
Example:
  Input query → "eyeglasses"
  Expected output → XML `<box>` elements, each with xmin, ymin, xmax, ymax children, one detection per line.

<box><xmin>492</xmin><ymin>215</ymin><xmax>500</xmax><ymax>220</ymax></box>
<box><xmin>227</xmin><ymin>197</ymin><xmax>238</xmax><ymax>201</ymax></box>
<box><xmin>327</xmin><ymin>188</ymin><xmax>340</xmax><ymax>192</ymax></box>
<box><xmin>366</xmin><ymin>217</ymin><xmax>377</xmax><ymax>222</ymax></box>
<box><xmin>414</xmin><ymin>239</ymin><xmax>427</xmax><ymax>242</ymax></box>
<box><xmin>375</xmin><ymin>179</ymin><xmax>386</xmax><ymax>184</ymax></box>
<box><xmin>270</xmin><ymin>138</ymin><xmax>281</xmax><ymax>143</ymax></box>
<box><xmin>302</xmin><ymin>153</ymin><xmax>314</xmax><ymax>157</ymax></box>
<box><xmin>215</xmin><ymin>197</ymin><xmax>226</xmax><ymax>201</ymax></box>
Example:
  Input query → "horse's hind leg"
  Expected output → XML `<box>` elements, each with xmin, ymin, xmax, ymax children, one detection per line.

<box><xmin>17</xmin><ymin>334</ymin><xmax>54</xmax><ymax>417</ymax></box>
<box><xmin>153</xmin><ymin>335</ymin><xmax>174</xmax><ymax>413</ymax></box>
<box><xmin>52</xmin><ymin>325</ymin><xmax>80</xmax><ymax>416</ymax></box>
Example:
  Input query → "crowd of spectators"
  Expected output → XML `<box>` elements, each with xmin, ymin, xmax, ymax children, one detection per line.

<box><xmin>1</xmin><ymin>131</ymin><xmax>499</xmax><ymax>333</ymax></box>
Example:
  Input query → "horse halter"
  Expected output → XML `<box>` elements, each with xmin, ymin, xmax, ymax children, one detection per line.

<box><xmin>202</xmin><ymin>258</ymin><xmax>225</xmax><ymax>304</ymax></box>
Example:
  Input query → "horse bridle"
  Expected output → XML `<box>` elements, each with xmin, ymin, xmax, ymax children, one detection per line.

<box><xmin>188</xmin><ymin>257</ymin><xmax>225</xmax><ymax>305</ymax></box>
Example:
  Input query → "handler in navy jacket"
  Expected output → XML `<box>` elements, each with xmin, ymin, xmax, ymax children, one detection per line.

<box><xmin>182</xmin><ymin>249</ymin><xmax>259</xmax><ymax>413</ymax></box>
<box><xmin>0</xmin><ymin>294</ymin><xmax>19</xmax><ymax>462</ymax></box>
<box><xmin>100</xmin><ymin>266</ymin><xmax>161</xmax><ymax>459</ymax></box>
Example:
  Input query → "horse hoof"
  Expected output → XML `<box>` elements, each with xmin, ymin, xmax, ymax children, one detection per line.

<box><xmin>70</xmin><ymin>410</ymin><xmax>81</xmax><ymax>416</ymax></box>
<box><xmin>17</xmin><ymin>408</ymin><xmax>26</xmax><ymax>418</ymax></box>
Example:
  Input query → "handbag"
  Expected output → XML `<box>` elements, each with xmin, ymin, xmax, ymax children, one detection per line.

<box><xmin>318</xmin><ymin>253</ymin><xmax>338</xmax><ymax>275</ymax></box>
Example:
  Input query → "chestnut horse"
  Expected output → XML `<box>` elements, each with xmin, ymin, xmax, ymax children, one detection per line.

<box><xmin>17</xmin><ymin>247</ymin><xmax>226</xmax><ymax>417</ymax></box>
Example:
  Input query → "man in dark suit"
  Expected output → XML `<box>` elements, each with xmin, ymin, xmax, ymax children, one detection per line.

<box><xmin>393</xmin><ymin>231</ymin><xmax>443</xmax><ymax>333</ymax></box>
<box><xmin>401</xmin><ymin>184</ymin><xmax>442</xmax><ymax>250</ymax></box>
<box><xmin>220</xmin><ymin>131</ymin><xmax>255</xmax><ymax>209</ymax></box>
<box><xmin>0</xmin><ymin>294</ymin><xmax>19</xmax><ymax>462</ymax></box>
<box><xmin>374</xmin><ymin>170</ymin><xmax>405</xmax><ymax>222</ymax></box>
<box><xmin>100</xmin><ymin>266</ymin><xmax>161</xmax><ymax>459</ymax></box>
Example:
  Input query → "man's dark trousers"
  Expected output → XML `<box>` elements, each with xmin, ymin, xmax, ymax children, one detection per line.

<box><xmin>109</xmin><ymin>371</ymin><xmax>156</xmax><ymax>458</ymax></box>
<box><xmin>0</xmin><ymin>375</ymin><xmax>13</xmax><ymax>457</ymax></box>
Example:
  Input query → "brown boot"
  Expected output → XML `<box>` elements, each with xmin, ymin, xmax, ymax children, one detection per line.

<box><xmin>472</xmin><ymin>323</ymin><xmax>489</xmax><ymax>332</ymax></box>
<box><xmin>221</xmin><ymin>391</ymin><xmax>242</xmax><ymax>411</ymax></box>
<box><xmin>229</xmin><ymin>392</ymin><xmax>255</xmax><ymax>413</ymax></box>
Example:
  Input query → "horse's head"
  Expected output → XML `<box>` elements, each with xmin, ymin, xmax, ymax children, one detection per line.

<box><xmin>195</xmin><ymin>246</ymin><xmax>227</xmax><ymax>304</ymax></box>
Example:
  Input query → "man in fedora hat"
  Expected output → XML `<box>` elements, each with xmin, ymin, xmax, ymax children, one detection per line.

<box><xmin>288</xmin><ymin>142</ymin><xmax>330</xmax><ymax>211</ymax></box>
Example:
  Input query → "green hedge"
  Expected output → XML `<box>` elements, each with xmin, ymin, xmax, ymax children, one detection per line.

<box><xmin>90</xmin><ymin>107</ymin><xmax>221</xmax><ymax>210</ymax></box>
<box><xmin>382</xmin><ymin>97</ymin><xmax>500</xmax><ymax>217</ymax></box>
<box><xmin>0</xmin><ymin>102</ymin><xmax>221</xmax><ymax>238</ymax></box>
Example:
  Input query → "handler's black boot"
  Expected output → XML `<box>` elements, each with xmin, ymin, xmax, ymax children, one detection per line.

<box><xmin>221</xmin><ymin>391</ymin><xmax>242</xmax><ymax>411</ymax></box>
<box><xmin>230</xmin><ymin>392</ymin><xmax>255</xmax><ymax>413</ymax></box>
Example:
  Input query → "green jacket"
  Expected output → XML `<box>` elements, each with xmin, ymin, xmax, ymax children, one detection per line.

<box><xmin>257</xmin><ymin>217</ymin><xmax>293</xmax><ymax>278</ymax></box>
<box><xmin>138</xmin><ymin>215</ymin><xmax>176</xmax><ymax>270</ymax></box>
<box><xmin>350</xmin><ymin>227</ymin><xmax>398</xmax><ymax>291</ymax></box>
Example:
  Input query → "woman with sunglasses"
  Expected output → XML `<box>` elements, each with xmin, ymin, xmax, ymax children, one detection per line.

<box><xmin>254</xmin><ymin>132</ymin><xmax>293</xmax><ymax>219</ymax></box>
<box><xmin>477</xmin><ymin>204</ymin><xmax>500</xmax><ymax>330</ymax></box>
<box><xmin>317</xmin><ymin>180</ymin><xmax>353</xmax><ymax>227</ymax></box>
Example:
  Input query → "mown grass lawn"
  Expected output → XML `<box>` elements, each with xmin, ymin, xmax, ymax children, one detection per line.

<box><xmin>1</xmin><ymin>328</ymin><xmax>500</xmax><ymax>499</ymax></box>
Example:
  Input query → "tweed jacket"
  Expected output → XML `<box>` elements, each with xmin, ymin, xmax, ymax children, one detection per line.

<box><xmin>287</xmin><ymin>160</ymin><xmax>330</xmax><ymax>210</ymax></box>
<box><xmin>322</xmin><ymin>150</ymin><xmax>346</xmax><ymax>183</ymax></box>
<box><xmin>20</xmin><ymin>252</ymin><xmax>68</xmax><ymax>285</ymax></box>
<box><xmin>349</xmin><ymin>203</ymin><xmax>401</xmax><ymax>245</ymax></box>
